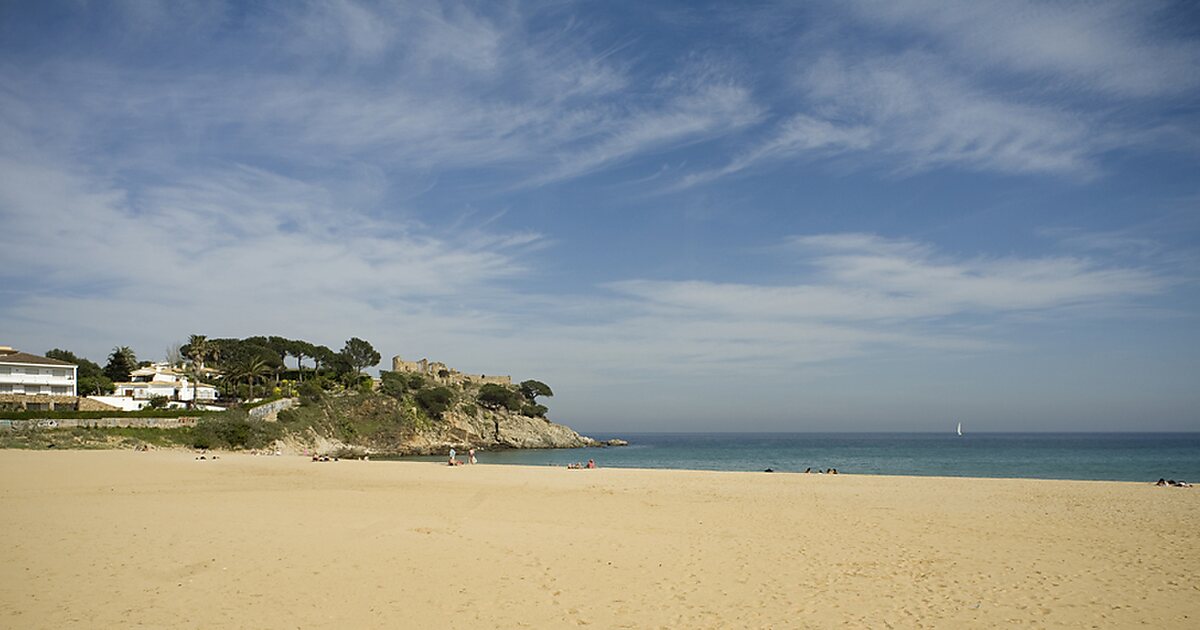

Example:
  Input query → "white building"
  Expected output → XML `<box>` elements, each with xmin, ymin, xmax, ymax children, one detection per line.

<box><xmin>107</xmin><ymin>364</ymin><xmax>218</xmax><ymax>405</ymax></box>
<box><xmin>0</xmin><ymin>347</ymin><xmax>78</xmax><ymax>410</ymax></box>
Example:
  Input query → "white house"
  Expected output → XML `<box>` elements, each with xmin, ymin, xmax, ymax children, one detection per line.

<box><xmin>0</xmin><ymin>346</ymin><xmax>78</xmax><ymax>410</ymax></box>
<box><xmin>110</xmin><ymin>363</ymin><xmax>219</xmax><ymax>403</ymax></box>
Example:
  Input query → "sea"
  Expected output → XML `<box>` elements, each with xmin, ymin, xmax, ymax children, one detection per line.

<box><xmin>398</xmin><ymin>432</ymin><xmax>1200</xmax><ymax>482</ymax></box>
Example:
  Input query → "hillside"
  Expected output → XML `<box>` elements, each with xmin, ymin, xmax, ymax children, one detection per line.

<box><xmin>275</xmin><ymin>378</ymin><xmax>609</xmax><ymax>455</ymax></box>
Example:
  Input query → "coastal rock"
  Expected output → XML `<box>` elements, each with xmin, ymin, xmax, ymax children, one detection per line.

<box><xmin>282</xmin><ymin>391</ymin><xmax>619</xmax><ymax>455</ymax></box>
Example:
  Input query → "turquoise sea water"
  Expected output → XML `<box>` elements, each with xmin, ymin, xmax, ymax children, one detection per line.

<box><xmin>400</xmin><ymin>433</ymin><xmax>1200</xmax><ymax>482</ymax></box>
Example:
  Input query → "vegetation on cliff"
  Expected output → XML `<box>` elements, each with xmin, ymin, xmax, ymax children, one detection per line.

<box><xmin>275</xmin><ymin>373</ymin><xmax>575</xmax><ymax>454</ymax></box>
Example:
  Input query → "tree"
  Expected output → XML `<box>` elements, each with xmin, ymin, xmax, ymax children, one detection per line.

<box><xmin>311</xmin><ymin>344</ymin><xmax>337</xmax><ymax>374</ymax></box>
<box><xmin>519</xmin><ymin>380</ymin><xmax>554</xmax><ymax>403</ymax></box>
<box><xmin>416</xmin><ymin>387</ymin><xmax>454</xmax><ymax>419</ymax></box>
<box><xmin>186</xmin><ymin>334</ymin><xmax>211</xmax><ymax>369</ymax></box>
<box><xmin>184</xmin><ymin>334</ymin><xmax>212</xmax><ymax>404</ymax></box>
<box><xmin>165</xmin><ymin>342</ymin><xmax>183</xmax><ymax>367</ymax></box>
<box><xmin>340</xmin><ymin>337</ymin><xmax>380</xmax><ymax>375</ymax></box>
<box><xmin>288</xmin><ymin>339</ymin><xmax>317</xmax><ymax>382</ymax></box>
<box><xmin>46</xmin><ymin>349</ymin><xmax>113</xmax><ymax>395</ymax></box>
<box><xmin>232</xmin><ymin>356</ymin><xmax>271</xmax><ymax>400</ymax></box>
<box><xmin>103</xmin><ymin>346</ymin><xmax>137</xmax><ymax>382</ymax></box>
<box><xmin>266</xmin><ymin>336</ymin><xmax>293</xmax><ymax>385</ymax></box>
<box><xmin>477</xmin><ymin>383</ymin><xmax>522</xmax><ymax>411</ymax></box>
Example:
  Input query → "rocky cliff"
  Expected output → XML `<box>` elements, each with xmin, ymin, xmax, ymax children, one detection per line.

<box><xmin>275</xmin><ymin>391</ymin><xmax>616</xmax><ymax>456</ymax></box>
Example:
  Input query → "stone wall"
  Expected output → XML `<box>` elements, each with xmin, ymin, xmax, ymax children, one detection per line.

<box><xmin>0</xmin><ymin>416</ymin><xmax>201</xmax><ymax>430</ymax></box>
<box><xmin>248</xmin><ymin>398</ymin><xmax>297</xmax><ymax>421</ymax></box>
<box><xmin>390</xmin><ymin>355</ymin><xmax>512</xmax><ymax>386</ymax></box>
<box><xmin>0</xmin><ymin>394</ymin><xmax>79</xmax><ymax>411</ymax></box>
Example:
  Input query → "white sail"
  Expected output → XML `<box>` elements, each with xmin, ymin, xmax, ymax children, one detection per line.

<box><xmin>957</xmin><ymin>422</ymin><xmax>963</xmax><ymax>436</ymax></box>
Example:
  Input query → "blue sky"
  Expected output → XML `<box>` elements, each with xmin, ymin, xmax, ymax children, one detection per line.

<box><xmin>2</xmin><ymin>0</ymin><xmax>1198</xmax><ymax>432</ymax></box>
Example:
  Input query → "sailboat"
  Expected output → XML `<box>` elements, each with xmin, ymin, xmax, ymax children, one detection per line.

<box><xmin>956</xmin><ymin>422</ymin><xmax>963</xmax><ymax>437</ymax></box>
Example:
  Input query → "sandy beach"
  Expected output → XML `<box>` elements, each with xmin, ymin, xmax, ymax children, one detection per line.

<box><xmin>1</xmin><ymin>450</ymin><xmax>1196</xmax><ymax>628</ymax></box>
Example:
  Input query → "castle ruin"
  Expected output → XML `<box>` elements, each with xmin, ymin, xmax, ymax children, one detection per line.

<box><xmin>391</xmin><ymin>355</ymin><xmax>512</xmax><ymax>386</ymax></box>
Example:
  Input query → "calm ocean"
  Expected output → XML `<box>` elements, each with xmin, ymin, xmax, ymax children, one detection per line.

<box><xmin>400</xmin><ymin>432</ymin><xmax>1200</xmax><ymax>482</ymax></box>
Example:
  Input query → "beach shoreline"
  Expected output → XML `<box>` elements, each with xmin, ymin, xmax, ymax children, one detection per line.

<box><xmin>1</xmin><ymin>449</ymin><xmax>1196</xmax><ymax>628</ymax></box>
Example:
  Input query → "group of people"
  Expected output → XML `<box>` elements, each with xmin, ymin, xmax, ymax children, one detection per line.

<box><xmin>803</xmin><ymin>467</ymin><xmax>839</xmax><ymax>474</ymax></box>
<box><xmin>567</xmin><ymin>459</ymin><xmax>597</xmax><ymax>469</ymax></box>
<box><xmin>447</xmin><ymin>448</ymin><xmax>478</xmax><ymax>466</ymax></box>
<box><xmin>1156</xmin><ymin>478</ymin><xmax>1192</xmax><ymax>487</ymax></box>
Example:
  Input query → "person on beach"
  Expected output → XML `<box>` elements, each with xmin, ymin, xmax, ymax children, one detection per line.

<box><xmin>586</xmin><ymin>459</ymin><xmax>596</xmax><ymax>469</ymax></box>
<box><xmin>469</xmin><ymin>448</ymin><xmax>477</xmax><ymax>465</ymax></box>
<box><xmin>448</xmin><ymin>447</ymin><xmax>457</xmax><ymax>466</ymax></box>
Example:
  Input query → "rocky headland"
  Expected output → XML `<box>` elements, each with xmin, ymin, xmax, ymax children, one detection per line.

<box><xmin>274</xmin><ymin>384</ymin><xmax>623</xmax><ymax>456</ymax></box>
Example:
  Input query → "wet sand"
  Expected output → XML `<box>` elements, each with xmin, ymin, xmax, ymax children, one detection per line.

<box><xmin>1</xmin><ymin>450</ymin><xmax>1196</xmax><ymax>628</ymax></box>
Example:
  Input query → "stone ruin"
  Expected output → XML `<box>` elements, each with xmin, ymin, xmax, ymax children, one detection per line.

<box><xmin>391</xmin><ymin>355</ymin><xmax>512</xmax><ymax>386</ymax></box>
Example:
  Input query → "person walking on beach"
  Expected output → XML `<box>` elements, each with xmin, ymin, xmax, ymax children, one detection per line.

<box><xmin>448</xmin><ymin>447</ymin><xmax>457</xmax><ymax>465</ymax></box>
<box><xmin>469</xmin><ymin>448</ymin><xmax>477</xmax><ymax>465</ymax></box>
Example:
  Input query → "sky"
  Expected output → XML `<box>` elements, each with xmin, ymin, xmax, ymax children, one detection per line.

<box><xmin>2</xmin><ymin>0</ymin><xmax>1199</xmax><ymax>432</ymax></box>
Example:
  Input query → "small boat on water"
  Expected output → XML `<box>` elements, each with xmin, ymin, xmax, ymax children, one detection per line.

<box><xmin>957</xmin><ymin>422</ymin><xmax>963</xmax><ymax>437</ymax></box>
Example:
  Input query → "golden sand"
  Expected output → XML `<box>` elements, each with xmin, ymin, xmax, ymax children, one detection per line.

<box><xmin>1</xmin><ymin>450</ymin><xmax>1196</xmax><ymax>628</ymax></box>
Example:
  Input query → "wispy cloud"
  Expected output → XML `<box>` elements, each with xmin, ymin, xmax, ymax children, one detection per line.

<box><xmin>674</xmin><ymin>114</ymin><xmax>873</xmax><ymax>189</ymax></box>
<box><xmin>677</xmin><ymin>52</ymin><xmax>1104</xmax><ymax>187</ymax></box>
<box><xmin>842</xmin><ymin>0</ymin><xmax>1200</xmax><ymax>98</ymax></box>
<box><xmin>674</xmin><ymin>0</ymin><xmax>1200</xmax><ymax>187</ymax></box>
<box><xmin>533</xmin><ymin>232</ymin><xmax>1171</xmax><ymax>377</ymax></box>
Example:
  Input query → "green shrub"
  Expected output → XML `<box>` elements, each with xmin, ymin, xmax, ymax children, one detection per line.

<box><xmin>298</xmin><ymin>380</ymin><xmax>324</xmax><ymax>403</ymax></box>
<box><xmin>379</xmin><ymin>371</ymin><xmax>408</xmax><ymax>399</ymax></box>
<box><xmin>521</xmin><ymin>403</ymin><xmax>549</xmax><ymax>418</ymax></box>
<box><xmin>190</xmin><ymin>416</ymin><xmax>282</xmax><ymax>450</ymax></box>
<box><xmin>416</xmin><ymin>387</ymin><xmax>454</xmax><ymax>419</ymax></box>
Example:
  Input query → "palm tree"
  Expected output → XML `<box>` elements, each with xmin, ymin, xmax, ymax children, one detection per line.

<box><xmin>187</xmin><ymin>334</ymin><xmax>210</xmax><ymax>369</ymax></box>
<box><xmin>233</xmin><ymin>356</ymin><xmax>271</xmax><ymax>401</ymax></box>
<box><xmin>186</xmin><ymin>334</ymin><xmax>209</xmax><ymax>404</ymax></box>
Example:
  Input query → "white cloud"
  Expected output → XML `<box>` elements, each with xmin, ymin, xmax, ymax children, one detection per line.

<box><xmin>675</xmin><ymin>114</ymin><xmax>873</xmax><ymax>188</ymax></box>
<box><xmin>678</xmin><ymin>52</ymin><xmax>1104</xmax><ymax>187</ymax></box>
<box><xmin>672</xmin><ymin>0</ymin><xmax>1199</xmax><ymax>187</ymax></box>
<box><xmin>0</xmin><ymin>152</ymin><xmax>541</xmax><ymax>361</ymax></box>
<box><xmin>527</xmin><ymin>77</ymin><xmax>763</xmax><ymax>186</ymax></box>
<box><xmin>842</xmin><ymin>0</ymin><xmax>1200</xmax><ymax>98</ymax></box>
<box><xmin>582</xmin><ymin>232</ymin><xmax>1167</xmax><ymax>373</ymax></box>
